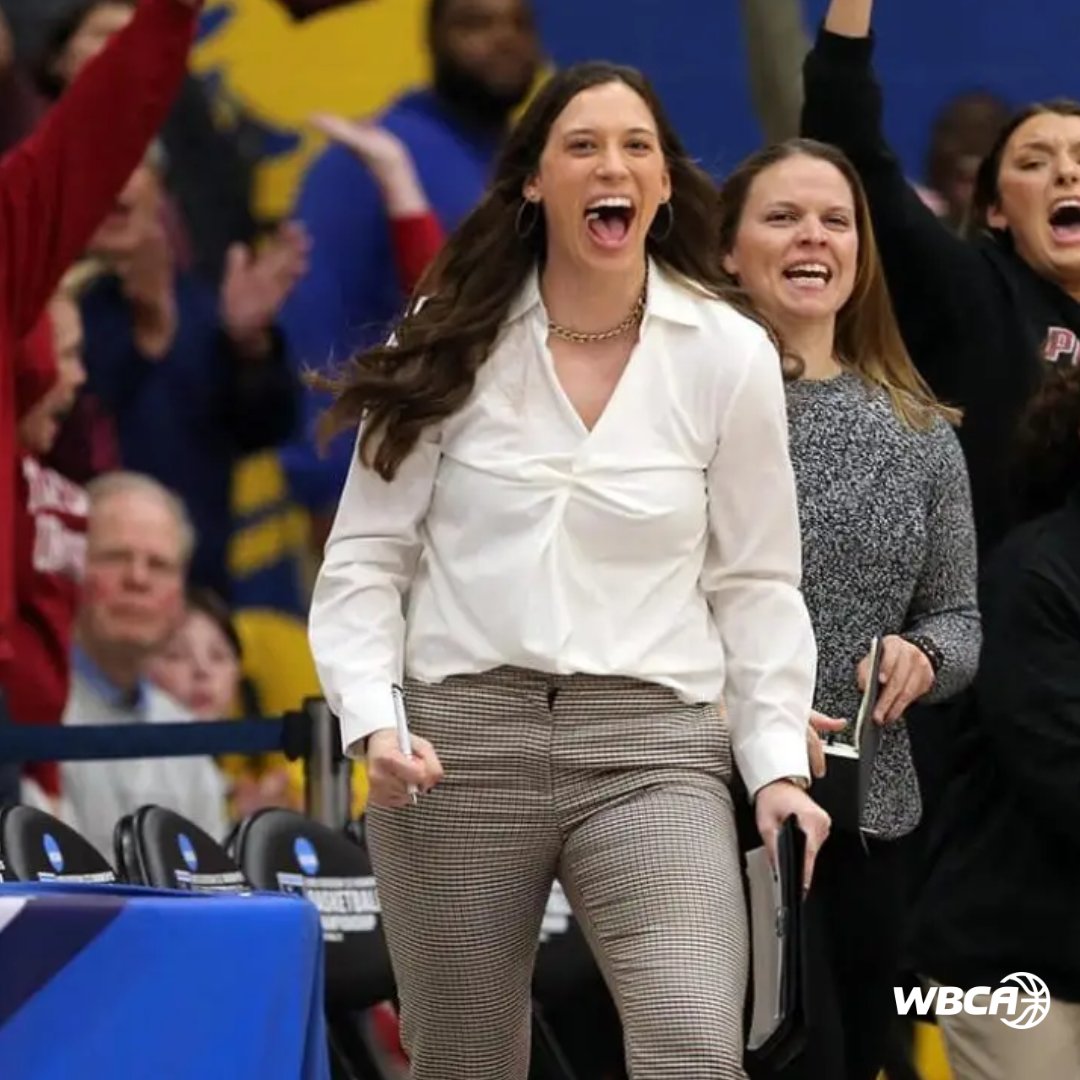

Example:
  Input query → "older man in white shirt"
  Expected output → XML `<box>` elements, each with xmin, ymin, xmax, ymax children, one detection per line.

<box><xmin>61</xmin><ymin>472</ymin><xmax>226</xmax><ymax>862</ymax></box>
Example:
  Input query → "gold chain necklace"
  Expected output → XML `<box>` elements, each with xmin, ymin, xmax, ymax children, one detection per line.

<box><xmin>547</xmin><ymin>278</ymin><xmax>648</xmax><ymax>345</ymax></box>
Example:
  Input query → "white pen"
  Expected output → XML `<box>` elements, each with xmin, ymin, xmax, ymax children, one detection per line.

<box><xmin>391</xmin><ymin>684</ymin><xmax>418</xmax><ymax>805</ymax></box>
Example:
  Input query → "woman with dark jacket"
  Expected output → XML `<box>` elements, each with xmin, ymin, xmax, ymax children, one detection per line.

<box><xmin>804</xmin><ymin>0</ymin><xmax>1080</xmax><ymax>556</ymax></box>
<box><xmin>908</xmin><ymin>363</ymin><xmax>1080</xmax><ymax>1080</ymax></box>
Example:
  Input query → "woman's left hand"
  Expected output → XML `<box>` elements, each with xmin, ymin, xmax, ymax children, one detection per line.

<box><xmin>857</xmin><ymin>634</ymin><xmax>935</xmax><ymax>725</ymax></box>
<box><xmin>755</xmin><ymin>780</ymin><xmax>831</xmax><ymax>893</ymax></box>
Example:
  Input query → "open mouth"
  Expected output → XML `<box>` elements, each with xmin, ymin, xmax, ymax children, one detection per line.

<box><xmin>1049</xmin><ymin>198</ymin><xmax>1080</xmax><ymax>243</ymax></box>
<box><xmin>189</xmin><ymin>692</ymin><xmax>216</xmax><ymax>714</ymax></box>
<box><xmin>782</xmin><ymin>262</ymin><xmax>833</xmax><ymax>290</ymax></box>
<box><xmin>584</xmin><ymin>196</ymin><xmax>636</xmax><ymax>247</ymax></box>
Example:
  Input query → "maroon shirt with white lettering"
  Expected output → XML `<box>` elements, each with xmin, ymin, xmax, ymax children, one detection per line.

<box><xmin>0</xmin><ymin>0</ymin><xmax>195</xmax><ymax>664</ymax></box>
<box><xmin>7</xmin><ymin>454</ymin><xmax>87</xmax><ymax>794</ymax></box>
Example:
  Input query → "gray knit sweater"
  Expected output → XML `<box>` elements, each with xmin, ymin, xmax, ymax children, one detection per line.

<box><xmin>786</xmin><ymin>372</ymin><xmax>981</xmax><ymax>730</ymax></box>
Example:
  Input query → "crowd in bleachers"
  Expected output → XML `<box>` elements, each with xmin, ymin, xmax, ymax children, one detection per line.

<box><xmin>0</xmin><ymin>1</ymin><xmax>1078</xmax><ymax>1079</ymax></box>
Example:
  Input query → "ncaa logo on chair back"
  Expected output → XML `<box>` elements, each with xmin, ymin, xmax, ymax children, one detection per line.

<box><xmin>895</xmin><ymin>973</ymin><xmax>1051</xmax><ymax>1029</ymax></box>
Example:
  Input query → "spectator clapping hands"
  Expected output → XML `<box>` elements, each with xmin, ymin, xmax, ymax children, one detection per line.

<box><xmin>220</xmin><ymin>221</ymin><xmax>310</xmax><ymax>359</ymax></box>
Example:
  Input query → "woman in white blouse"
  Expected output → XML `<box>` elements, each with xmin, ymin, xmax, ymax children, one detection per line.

<box><xmin>309</xmin><ymin>61</ymin><xmax>828</xmax><ymax>1080</ymax></box>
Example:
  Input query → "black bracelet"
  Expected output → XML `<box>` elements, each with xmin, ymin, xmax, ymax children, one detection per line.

<box><xmin>902</xmin><ymin>633</ymin><xmax>944</xmax><ymax>674</ymax></box>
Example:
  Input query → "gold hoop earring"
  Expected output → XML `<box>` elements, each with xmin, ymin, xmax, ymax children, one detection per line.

<box><xmin>515</xmin><ymin>198</ymin><xmax>541</xmax><ymax>239</ymax></box>
<box><xmin>649</xmin><ymin>201</ymin><xmax>674</xmax><ymax>241</ymax></box>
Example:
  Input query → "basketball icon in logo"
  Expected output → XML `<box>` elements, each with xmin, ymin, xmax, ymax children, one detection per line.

<box><xmin>1000</xmin><ymin>972</ymin><xmax>1051</xmax><ymax>1030</ymax></box>
<box><xmin>42</xmin><ymin>833</ymin><xmax>64</xmax><ymax>874</ymax></box>
<box><xmin>294</xmin><ymin>837</ymin><xmax>319</xmax><ymax>876</ymax></box>
<box><xmin>177</xmin><ymin>833</ymin><xmax>199</xmax><ymax>873</ymax></box>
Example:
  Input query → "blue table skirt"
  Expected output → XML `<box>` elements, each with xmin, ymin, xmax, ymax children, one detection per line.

<box><xmin>0</xmin><ymin>883</ymin><xmax>330</xmax><ymax>1080</ymax></box>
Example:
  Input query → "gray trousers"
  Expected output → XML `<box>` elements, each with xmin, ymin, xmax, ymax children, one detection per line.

<box><xmin>366</xmin><ymin>666</ymin><xmax>749</xmax><ymax>1080</ymax></box>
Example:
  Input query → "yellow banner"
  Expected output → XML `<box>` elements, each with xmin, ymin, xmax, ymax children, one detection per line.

<box><xmin>193</xmin><ymin>0</ymin><xmax>429</xmax><ymax>219</ymax></box>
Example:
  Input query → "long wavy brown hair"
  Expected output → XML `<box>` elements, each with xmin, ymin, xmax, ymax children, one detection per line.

<box><xmin>718</xmin><ymin>138</ymin><xmax>961</xmax><ymax>430</ymax></box>
<box><xmin>314</xmin><ymin>61</ymin><xmax>767</xmax><ymax>480</ymax></box>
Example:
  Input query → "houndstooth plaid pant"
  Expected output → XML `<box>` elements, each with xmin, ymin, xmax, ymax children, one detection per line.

<box><xmin>365</xmin><ymin>666</ymin><xmax>750</xmax><ymax>1080</ymax></box>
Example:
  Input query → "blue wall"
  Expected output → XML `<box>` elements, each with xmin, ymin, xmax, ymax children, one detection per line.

<box><xmin>534</xmin><ymin>0</ymin><xmax>1080</xmax><ymax>184</ymax></box>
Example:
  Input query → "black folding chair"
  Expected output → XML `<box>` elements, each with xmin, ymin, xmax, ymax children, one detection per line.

<box><xmin>0</xmin><ymin>804</ymin><xmax>116</xmax><ymax>883</ymax></box>
<box><xmin>233</xmin><ymin>809</ymin><xmax>395</xmax><ymax>1080</ymax></box>
<box><xmin>113</xmin><ymin>804</ymin><xmax>250</xmax><ymax>894</ymax></box>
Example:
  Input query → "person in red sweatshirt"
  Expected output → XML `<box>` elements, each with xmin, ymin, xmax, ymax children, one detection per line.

<box><xmin>301</xmin><ymin>115</ymin><xmax>445</xmax><ymax>562</ymax></box>
<box><xmin>8</xmin><ymin>294</ymin><xmax>88</xmax><ymax>804</ymax></box>
<box><xmin>0</xmin><ymin>0</ymin><xmax>201</xmax><ymax>805</ymax></box>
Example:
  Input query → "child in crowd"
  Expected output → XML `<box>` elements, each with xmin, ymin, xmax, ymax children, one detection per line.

<box><xmin>147</xmin><ymin>586</ymin><xmax>298</xmax><ymax>820</ymax></box>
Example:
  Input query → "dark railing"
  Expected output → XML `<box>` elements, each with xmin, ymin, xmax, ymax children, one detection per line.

<box><xmin>0</xmin><ymin>699</ymin><xmax>353</xmax><ymax>827</ymax></box>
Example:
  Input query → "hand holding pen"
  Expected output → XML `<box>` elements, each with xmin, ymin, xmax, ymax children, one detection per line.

<box><xmin>364</xmin><ymin>689</ymin><xmax>444</xmax><ymax>809</ymax></box>
<box><xmin>393</xmin><ymin>685</ymin><xmax>419</xmax><ymax>805</ymax></box>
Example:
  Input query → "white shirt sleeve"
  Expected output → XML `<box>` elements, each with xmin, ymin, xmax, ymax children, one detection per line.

<box><xmin>308</xmin><ymin>428</ymin><xmax>440</xmax><ymax>758</ymax></box>
<box><xmin>703</xmin><ymin>336</ymin><xmax>815</xmax><ymax>796</ymax></box>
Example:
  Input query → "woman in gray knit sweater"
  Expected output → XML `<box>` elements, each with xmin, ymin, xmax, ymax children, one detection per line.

<box><xmin>719</xmin><ymin>139</ymin><xmax>982</xmax><ymax>1080</ymax></box>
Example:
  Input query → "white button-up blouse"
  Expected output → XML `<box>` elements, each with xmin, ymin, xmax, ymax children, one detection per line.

<box><xmin>309</xmin><ymin>261</ymin><xmax>815</xmax><ymax>795</ymax></box>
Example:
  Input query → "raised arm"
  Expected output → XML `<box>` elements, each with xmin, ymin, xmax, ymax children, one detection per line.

<box><xmin>823</xmin><ymin>0</ymin><xmax>871</xmax><ymax>37</ymax></box>
<box><xmin>903</xmin><ymin>428</ymin><xmax>982</xmax><ymax>703</ymax></box>
<box><xmin>279</xmin><ymin>145</ymin><xmax>390</xmax><ymax>514</ymax></box>
<box><xmin>280</xmin><ymin>127</ymin><xmax>444</xmax><ymax>516</ymax></box>
<box><xmin>219</xmin><ymin>221</ymin><xmax>308</xmax><ymax>450</ymax></box>
<box><xmin>806</xmin><ymin>0</ymin><xmax>956</xmax><ymax>236</ymax></box>
<box><xmin>0</xmin><ymin>0</ymin><xmax>199</xmax><ymax>342</ymax></box>
<box><xmin>308</xmin><ymin>429</ymin><xmax>440</xmax><ymax>757</ymax></box>
<box><xmin>310</xmin><ymin>115</ymin><xmax>445</xmax><ymax>293</ymax></box>
<box><xmin>739</xmin><ymin>0</ymin><xmax>810</xmax><ymax>143</ymax></box>
<box><xmin>804</xmin><ymin>0</ymin><xmax>990</xmax><ymax>390</ymax></box>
